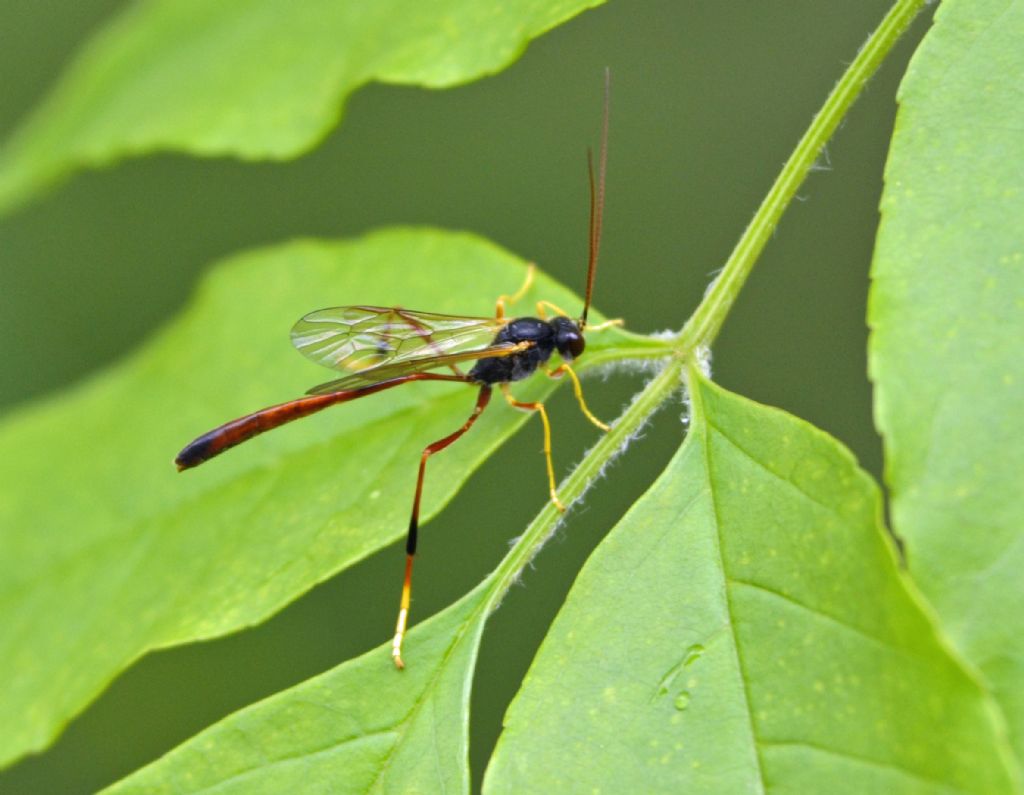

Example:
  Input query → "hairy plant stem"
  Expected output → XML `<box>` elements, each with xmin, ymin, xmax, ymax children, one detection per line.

<box><xmin>485</xmin><ymin>356</ymin><xmax>685</xmax><ymax>611</ymax></box>
<box><xmin>484</xmin><ymin>0</ymin><xmax>927</xmax><ymax>608</ymax></box>
<box><xmin>681</xmin><ymin>0</ymin><xmax>926</xmax><ymax>348</ymax></box>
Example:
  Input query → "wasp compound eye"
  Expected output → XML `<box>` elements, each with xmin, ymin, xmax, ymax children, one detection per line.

<box><xmin>566</xmin><ymin>331</ymin><xmax>585</xmax><ymax>359</ymax></box>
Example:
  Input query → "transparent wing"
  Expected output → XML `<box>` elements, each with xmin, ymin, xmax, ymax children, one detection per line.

<box><xmin>291</xmin><ymin>305</ymin><xmax>518</xmax><ymax>393</ymax></box>
<box><xmin>303</xmin><ymin>340</ymin><xmax>527</xmax><ymax>394</ymax></box>
<box><xmin>291</xmin><ymin>306</ymin><xmax>506</xmax><ymax>371</ymax></box>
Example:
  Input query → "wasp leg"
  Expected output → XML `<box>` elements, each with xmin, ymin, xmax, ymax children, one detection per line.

<box><xmin>584</xmin><ymin>317</ymin><xmax>624</xmax><ymax>331</ymax></box>
<box><xmin>500</xmin><ymin>383</ymin><xmax>566</xmax><ymax>513</ymax></box>
<box><xmin>535</xmin><ymin>299</ymin><xmax>574</xmax><ymax>320</ymax></box>
<box><xmin>496</xmin><ymin>264</ymin><xmax>536</xmax><ymax>320</ymax></box>
<box><xmin>548</xmin><ymin>363</ymin><xmax>610</xmax><ymax>432</ymax></box>
<box><xmin>393</xmin><ymin>385</ymin><xmax>492</xmax><ymax>669</ymax></box>
<box><xmin>537</xmin><ymin>299</ymin><xmax>623</xmax><ymax>331</ymax></box>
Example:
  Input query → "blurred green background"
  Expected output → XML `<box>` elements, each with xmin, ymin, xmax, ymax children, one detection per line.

<box><xmin>0</xmin><ymin>1</ymin><xmax>930</xmax><ymax>792</ymax></box>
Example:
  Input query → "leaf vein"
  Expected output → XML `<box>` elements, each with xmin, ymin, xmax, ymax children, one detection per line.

<box><xmin>727</xmin><ymin>578</ymin><xmax>916</xmax><ymax>659</ymax></box>
<box><xmin>758</xmin><ymin>740</ymin><xmax>971</xmax><ymax>794</ymax></box>
<box><xmin>181</xmin><ymin>728</ymin><xmax>398</xmax><ymax>795</ymax></box>
<box><xmin>705</xmin><ymin>418</ymin><xmax>835</xmax><ymax>513</ymax></box>
<box><xmin>697</xmin><ymin>397</ymin><xmax>769</xmax><ymax>793</ymax></box>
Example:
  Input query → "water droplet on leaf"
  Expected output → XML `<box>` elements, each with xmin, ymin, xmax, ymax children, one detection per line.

<box><xmin>674</xmin><ymin>691</ymin><xmax>690</xmax><ymax>711</ymax></box>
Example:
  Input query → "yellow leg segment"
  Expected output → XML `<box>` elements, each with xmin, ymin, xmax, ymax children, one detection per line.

<box><xmin>501</xmin><ymin>384</ymin><xmax>566</xmax><ymax>512</ymax></box>
<box><xmin>392</xmin><ymin>554</ymin><xmax>414</xmax><ymax>669</ymax></box>
<box><xmin>548</xmin><ymin>364</ymin><xmax>610</xmax><ymax>431</ymax></box>
<box><xmin>496</xmin><ymin>264</ymin><xmax>536</xmax><ymax>319</ymax></box>
<box><xmin>585</xmin><ymin>317</ymin><xmax>625</xmax><ymax>331</ymax></box>
<box><xmin>535</xmin><ymin>299</ymin><xmax>573</xmax><ymax>320</ymax></box>
<box><xmin>535</xmin><ymin>300</ymin><xmax>624</xmax><ymax>333</ymax></box>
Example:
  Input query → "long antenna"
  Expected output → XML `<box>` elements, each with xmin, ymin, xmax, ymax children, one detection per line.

<box><xmin>581</xmin><ymin>68</ymin><xmax>610</xmax><ymax>330</ymax></box>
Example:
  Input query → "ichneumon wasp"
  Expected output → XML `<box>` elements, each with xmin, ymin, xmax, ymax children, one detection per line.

<box><xmin>175</xmin><ymin>72</ymin><xmax>619</xmax><ymax>668</ymax></box>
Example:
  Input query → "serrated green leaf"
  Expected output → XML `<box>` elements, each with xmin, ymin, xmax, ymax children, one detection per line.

<box><xmin>103</xmin><ymin>580</ymin><xmax>492</xmax><ymax>794</ymax></box>
<box><xmin>484</xmin><ymin>370</ymin><xmax>1018</xmax><ymax>794</ymax></box>
<box><xmin>0</xmin><ymin>226</ymin><xmax>645</xmax><ymax>768</ymax></box>
<box><xmin>869</xmin><ymin>0</ymin><xmax>1024</xmax><ymax>767</ymax></box>
<box><xmin>0</xmin><ymin>0</ymin><xmax>602</xmax><ymax>214</ymax></box>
